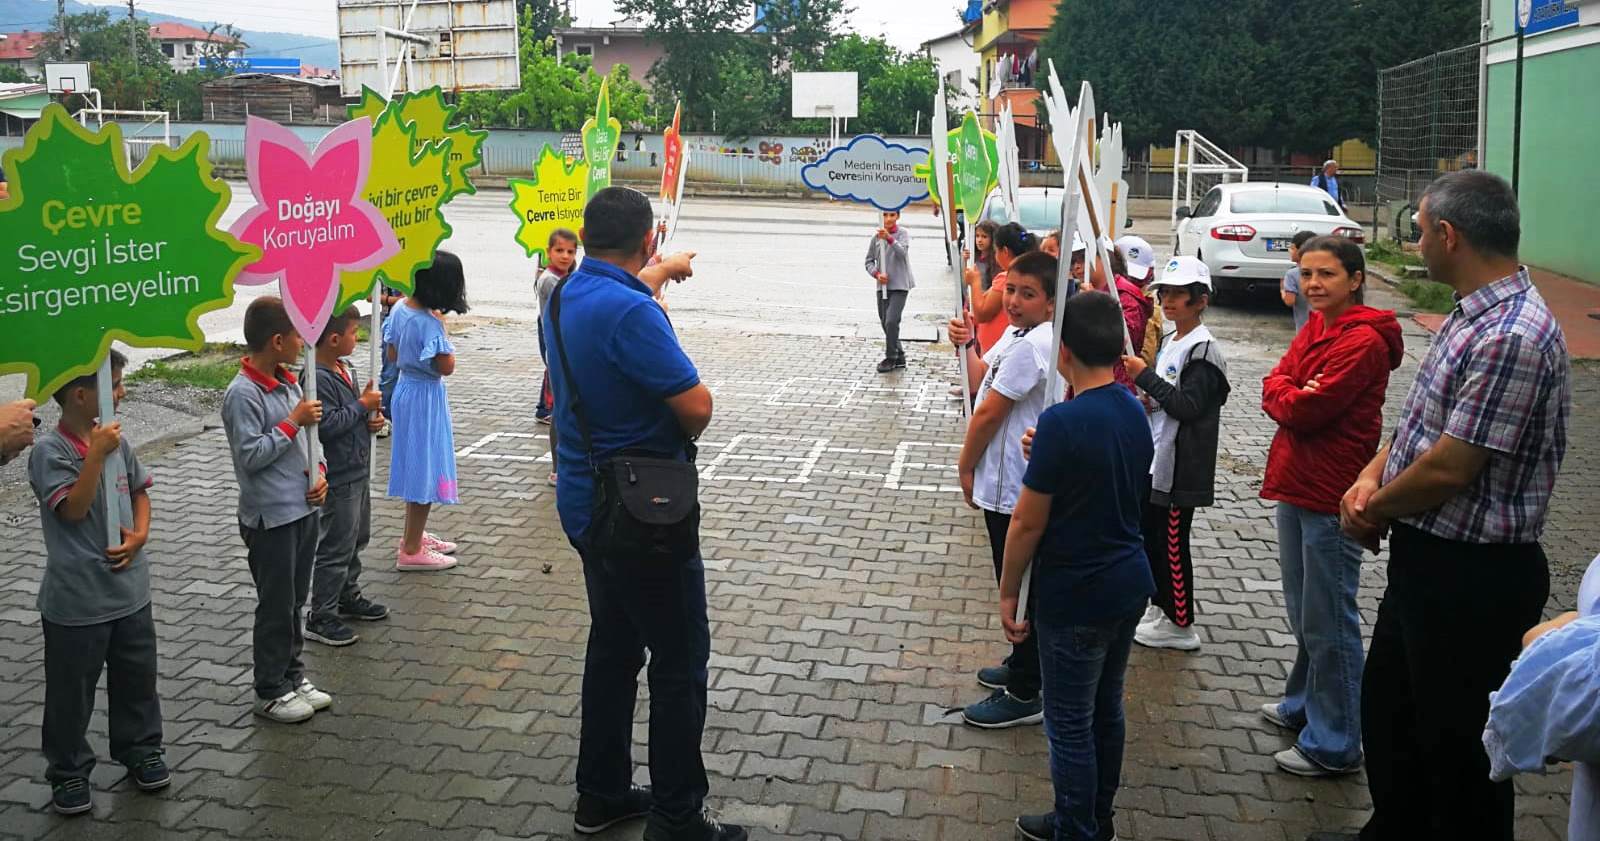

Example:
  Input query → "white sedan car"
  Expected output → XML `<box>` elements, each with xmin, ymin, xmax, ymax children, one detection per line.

<box><xmin>1174</xmin><ymin>182</ymin><xmax>1364</xmax><ymax>296</ymax></box>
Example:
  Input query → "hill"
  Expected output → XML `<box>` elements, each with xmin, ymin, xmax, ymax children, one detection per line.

<box><xmin>0</xmin><ymin>0</ymin><xmax>340</xmax><ymax>69</ymax></box>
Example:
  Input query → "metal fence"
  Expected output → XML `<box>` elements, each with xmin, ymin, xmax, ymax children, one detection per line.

<box><xmin>1376</xmin><ymin>41</ymin><xmax>1483</xmax><ymax>240</ymax></box>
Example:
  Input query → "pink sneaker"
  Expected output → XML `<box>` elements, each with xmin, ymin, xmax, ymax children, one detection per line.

<box><xmin>422</xmin><ymin>532</ymin><xmax>457</xmax><ymax>554</ymax></box>
<box><xmin>396</xmin><ymin>545</ymin><xmax>458</xmax><ymax>571</ymax></box>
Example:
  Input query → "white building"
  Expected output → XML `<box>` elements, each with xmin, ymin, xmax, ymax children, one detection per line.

<box><xmin>921</xmin><ymin>28</ymin><xmax>980</xmax><ymax>111</ymax></box>
<box><xmin>0</xmin><ymin>31</ymin><xmax>48</xmax><ymax>80</ymax></box>
<box><xmin>148</xmin><ymin>22</ymin><xmax>243</xmax><ymax>72</ymax></box>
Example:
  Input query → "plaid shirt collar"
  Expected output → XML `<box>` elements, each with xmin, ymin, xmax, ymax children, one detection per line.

<box><xmin>1454</xmin><ymin>267</ymin><xmax>1532</xmax><ymax>323</ymax></box>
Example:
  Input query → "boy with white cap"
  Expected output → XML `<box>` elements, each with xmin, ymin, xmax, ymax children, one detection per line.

<box><xmin>1121</xmin><ymin>257</ymin><xmax>1231</xmax><ymax>651</ymax></box>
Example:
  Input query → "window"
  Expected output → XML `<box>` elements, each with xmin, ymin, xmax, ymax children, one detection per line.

<box><xmin>162</xmin><ymin>43</ymin><xmax>174</xmax><ymax>57</ymax></box>
<box><xmin>185</xmin><ymin>43</ymin><xmax>195</xmax><ymax>56</ymax></box>
<box><xmin>1192</xmin><ymin>188</ymin><xmax>1223</xmax><ymax>218</ymax></box>
<box><xmin>983</xmin><ymin>192</ymin><xmax>1063</xmax><ymax>232</ymax></box>
<box><xmin>573</xmin><ymin>43</ymin><xmax>594</xmax><ymax>57</ymax></box>
<box><xmin>1229</xmin><ymin>190</ymin><xmax>1340</xmax><ymax>216</ymax></box>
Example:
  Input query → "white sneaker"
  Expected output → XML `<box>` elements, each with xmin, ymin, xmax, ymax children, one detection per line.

<box><xmin>1274</xmin><ymin>746</ymin><xmax>1361</xmax><ymax>777</ymax></box>
<box><xmin>1137</xmin><ymin>604</ymin><xmax>1164</xmax><ymax>630</ymax></box>
<box><xmin>1134</xmin><ymin>616</ymin><xmax>1202</xmax><ymax>651</ymax></box>
<box><xmin>253</xmin><ymin>691</ymin><xmax>315</xmax><ymax>723</ymax></box>
<box><xmin>1261</xmin><ymin>702</ymin><xmax>1298</xmax><ymax>731</ymax></box>
<box><xmin>295</xmin><ymin>679</ymin><xmax>333</xmax><ymax>711</ymax></box>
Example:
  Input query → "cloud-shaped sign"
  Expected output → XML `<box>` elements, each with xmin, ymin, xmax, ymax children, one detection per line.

<box><xmin>801</xmin><ymin>134</ymin><xmax>930</xmax><ymax>212</ymax></box>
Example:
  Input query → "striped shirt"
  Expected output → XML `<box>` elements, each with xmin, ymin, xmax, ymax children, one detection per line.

<box><xmin>1382</xmin><ymin>268</ymin><xmax>1570</xmax><ymax>544</ymax></box>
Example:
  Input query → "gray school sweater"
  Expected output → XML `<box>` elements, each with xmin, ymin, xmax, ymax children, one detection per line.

<box><xmin>864</xmin><ymin>227</ymin><xmax>915</xmax><ymax>292</ymax></box>
<box><xmin>222</xmin><ymin>361</ymin><xmax>324</xmax><ymax>530</ymax></box>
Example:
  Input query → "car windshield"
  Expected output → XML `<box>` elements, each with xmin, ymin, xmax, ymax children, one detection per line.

<box><xmin>1230</xmin><ymin>190</ymin><xmax>1339</xmax><ymax>216</ymax></box>
<box><xmin>983</xmin><ymin>193</ymin><xmax>1063</xmax><ymax>231</ymax></box>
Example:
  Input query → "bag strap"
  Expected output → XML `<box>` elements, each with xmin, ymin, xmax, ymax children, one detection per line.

<box><xmin>547</xmin><ymin>274</ymin><xmax>599</xmax><ymax>475</ymax></box>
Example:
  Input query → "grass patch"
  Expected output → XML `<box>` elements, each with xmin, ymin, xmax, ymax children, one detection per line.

<box><xmin>1397</xmin><ymin>279</ymin><xmax>1456</xmax><ymax>314</ymax></box>
<box><xmin>1366</xmin><ymin>240</ymin><xmax>1425</xmax><ymax>270</ymax></box>
<box><xmin>128</xmin><ymin>343</ymin><xmax>242</xmax><ymax>390</ymax></box>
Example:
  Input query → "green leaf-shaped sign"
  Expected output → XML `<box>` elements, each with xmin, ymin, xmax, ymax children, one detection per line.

<box><xmin>916</xmin><ymin>124</ymin><xmax>999</xmax><ymax>207</ymax></box>
<box><xmin>581</xmin><ymin>78</ymin><xmax>621</xmax><ymax>200</ymax></box>
<box><xmin>0</xmin><ymin>105</ymin><xmax>257</xmax><ymax>400</ymax></box>
<box><xmin>349</xmin><ymin>85</ymin><xmax>487</xmax><ymax>202</ymax></box>
<box><xmin>956</xmin><ymin>111</ymin><xmax>993</xmax><ymax>218</ymax></box>
<box><xmin>335</xmin><ymin>104</ymin><xmax>454</xmax><ymax>312</ymax></box>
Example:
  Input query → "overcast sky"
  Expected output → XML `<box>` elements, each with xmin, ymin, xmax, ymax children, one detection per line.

<box><xmin>76</xmin><ymin>0</ymin><xmax>964</xmax><ymax>51</ymax></box>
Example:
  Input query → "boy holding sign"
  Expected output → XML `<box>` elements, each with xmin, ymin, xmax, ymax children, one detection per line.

<box><xmin>864</xmin><ymin>210</ymin><xmax>915</xmax><ymax>374</ymax></box>
<box><xmin>30</xmin><ymin>349</ymin><xmax>168</xmax><ymax>815</ymax></box>
<box><xmin>222</xmin><ymin>297</ymin><xmax>332</xmax><ymax>724</ymax></box>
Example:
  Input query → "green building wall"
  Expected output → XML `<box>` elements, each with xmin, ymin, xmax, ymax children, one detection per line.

<box><xmin>1483</xmin><ymin>0</ymin><xmax>1600</xmax><ymax>284</ymax></box>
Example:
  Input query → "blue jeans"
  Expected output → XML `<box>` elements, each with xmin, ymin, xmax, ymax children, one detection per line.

<box><xmin>1276</xmin><ymin>502</ymin><xmax>1364</xmax><ymax>769</ymax></box>
<box><xmin>574</xmin><ymin>538</ymin><xmax>711</xmax><ymax>823</ymax></box>
<box><xmin>1036</xmin><ymin>609</ymin><xmax>1140</xmax><ymax>841</ymax></box>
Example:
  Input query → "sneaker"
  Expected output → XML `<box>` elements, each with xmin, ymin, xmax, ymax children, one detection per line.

<box><xmin>337</xmin><ymin>596</ymin><xmax>390</xmax><ymax>621</ymax></box>
<box><xmin>642</xmin><ymin>809</ymin><xmax>748</xmax><ymax>841</ymax></box>
<box><xmin>1137</xmin><ymin>603</ymin><xmax>1164</xmax><ymax>630</ymax></box>
<box><xmin>947</xmin><ymin>384</ymin><xmax>964</xmax><ymax>398</ymax></box>
<box><xmin>1016</xmin><ymin>813</ymin><xmax>1054</xmax><ymax>841</ymax></box>
<box><xmin>574</xmin><ymin>784</ymin><xmax>653</xmax><ymax>835</ymax></box>
<box><xmin>305</xmin><ymin>616</ymin><xmax>359</xmax><ymax>647</ymax></box>
<box><xmin>130</xmin><ymin>753</ymin><xmax>171</xmax><ymax>792</ymax></box>
<box><xmin>422</xmin><ymin>532</ymin><xmax>457</xmax><ymax>554</ymax></box>
<box><xmin>397</xmin><ymin>545</ymin><xmax>457</xmax><ymax>571</ymax></box>
<box><xmin>1274</xmin><ymin>746</ymin><xmax>1361</xmax><ymax>778</ymax></box>
<box><xmin>875</xmin><ymin>358</ymin><xmax>897</xmax><ymax>374</ymax></box>
<box><xmin>893</xmin><ymin>354</ymin><xmax>907</xmax><ymax>369</ymax></box>
<box><xmin>253</xmin><ymin>691</ymin><xmax>315</xmax><ymax>724</ymax></box>
<box><xmin>976</xmin><ymin>662</ymin><xmax>1011</xmax><ymax>690</ymax></box>
<box><xmin>962</xmin><ymin>689</ymin><xmax>1044</xmax><ymax>729</ymax></box>
<box><xmin>1134</xmin><ymin>616</ymin><xmax>1202</xmax><ymax>651</ymax></box>
<box><xmin>1261</xmin><ymin>702</ymin><xmax>1300</xmax><ymax>731</ymax></box>
<box><xmin>294</xmin><ymin>679</ymin><xmax>333</xmax><ymax>712</ymax></box>
<box><xmin>51</xmin><ymin>777</ymin><xmax>92</xmax><ymax>815</ymax></box>
<box><xmin>535</xmin><ymin>413</ymin><xmax>552</xmax><ymax>426</ymax></box>
<box><xmin>547</xmin><ymin>472</ymin><xmax>558</xmax><ymax>487</ymax></box>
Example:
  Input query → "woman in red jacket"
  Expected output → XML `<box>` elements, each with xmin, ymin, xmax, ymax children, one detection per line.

<box><xmin>1259</xmin><ymin>236</ymin><xmax>1404</xmax><ymax>779</ymax></box>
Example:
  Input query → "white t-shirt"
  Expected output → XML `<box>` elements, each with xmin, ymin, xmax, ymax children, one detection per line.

<box><xmin>973</xmin><ymin>323</ymin><xmax>1058</xmax><ymax>514</ymax></box>
<box><xmin>1146</xmin><ymin>324</ymin><xmax>1215</xmax><ymax>475</ymax></box>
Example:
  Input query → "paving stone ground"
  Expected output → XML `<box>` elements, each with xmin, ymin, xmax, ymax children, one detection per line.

<box><xmin>0</xmin><ymin>298</ymin><xmax>1595</xmax><ymax>840</ymax></box>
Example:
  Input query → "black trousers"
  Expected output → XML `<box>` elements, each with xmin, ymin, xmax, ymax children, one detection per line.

<box><xmin>876</xmin><ymin>289</ymin><xmax>908</xmax><ymax>361</ymax></box>
<box><xmin>42</xmin><ymin>603</ymin><xmax>163</xmax><ymax>782</ymax></box>
<box><xmin>241</xmin><ymin>515</ymin><xmax>318</xmax><ymax>700</ymax></box>
<box><xmin>1142</xmin><ymin>503</ymin><xmax>1196</xmax><ymax>627</ymax></box>
<box><xmin>1359</xmin><ymin>524</ymin><xmax>1548</xmax><ymax>841</ymax></box>
<box><xmin>984</xmin><ymin>509</ymin><xmax>1041</xmax><ymax>700</ymax></box>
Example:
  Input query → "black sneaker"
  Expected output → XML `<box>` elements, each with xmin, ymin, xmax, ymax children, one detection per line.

<box><xmin>51</xmin><ymin>777</ymin><xmax>92</xmax><ymax>816</ymax></box>
<box><xmin>305</xmin><ymin>616</ymin><xmax>358</xmax><ymax>646</ymax></box>
<box><xmin>875</xmin><ymin>358</ymin><xmax>897</xmax><ymax>374</ymax></box>
<box><xmin>642</xmin><ymin>809</ymin><xmax>748</xmax><ymax>841</ymax></box>
<box><xmin>1016</xmin><ymin>812</ymin><xmax>1054</xmax><ymax>841</ymax></box>
<box><xmin>574</xmin><ymin>784</ymin><xmax>653</xmax><ymax>835</ymax></box>
<box><xmin>131</xmin><ymin>753</ymin><xmax>171</xmax><ymax>791</ymax></box>
<box><xmin>337</xmin><ymin>596</ymin><xmax>390</xmax><ymax>621</ymax></box>
<box><xmin>893</xmin><ymin>354</ymin><xmax>907</xmax><ymax>369</ymax></box>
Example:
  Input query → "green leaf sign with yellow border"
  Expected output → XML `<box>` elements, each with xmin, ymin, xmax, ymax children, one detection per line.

<box><xmin>581</xmin><ymin>78</ymin><xmax>622</xmax><ymax>200</ymax></box>
<box><xmin>0</xmin><ymin>105</ymin><xmax>257</xmax><ymax>400</ymax></box>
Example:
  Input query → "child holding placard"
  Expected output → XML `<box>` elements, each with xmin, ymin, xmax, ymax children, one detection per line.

<box><xmin>222</xmin><ymin>297</ymin><xmax>331</xmax><ymax>725</ymax></box>
<box><xmin>31</xmin><ymin>349</ymin><xmax>169</xmax><ymax>815</ymax></box>
<box><xmin>864</xmin><ymin>209</ymin><xmax>914</xmax><ymax>374</ymax></box>
<box><xmin>388</xmin><ymin>251</ymin><xmax>468</xmax><ymax>571</ymax></box>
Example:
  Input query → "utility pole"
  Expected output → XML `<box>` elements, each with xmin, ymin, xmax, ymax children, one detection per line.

<box><xmin>56</xmin><ymin>0</ymin><xmax>69</xmax><ymax>58</ymax></box>
<box><xmin>127</xmin><ymin>0</ymin><xmax>137</xmax><ymax>69</ymax></box>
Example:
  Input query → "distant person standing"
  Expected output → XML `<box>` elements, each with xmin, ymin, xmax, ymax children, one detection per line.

<box><xmin>1312</xmin><ymin>160</ymin><xmax>1345</xmax><ymax>209</ymax></box>
<box><xmin>865</xmin><ymin>209</ymin><xmax>915</xmax><ymax>374</ymax></box>
<box><xmin>1331</xmin><ymin>171</ymin><xmax>1571</xmax><ymax>841</ymax></box>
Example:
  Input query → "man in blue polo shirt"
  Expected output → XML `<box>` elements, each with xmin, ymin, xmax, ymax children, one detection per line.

<box><xmin>542</xmin><ymin>187</ymin><xmax>743</xmax><ymax>841</ymax></box>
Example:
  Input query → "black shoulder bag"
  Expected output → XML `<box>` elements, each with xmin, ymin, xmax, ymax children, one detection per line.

<box><xmin>548</xmin><ymin>275</ymin><xmax>701</xmax><ymax>562</ymax></box>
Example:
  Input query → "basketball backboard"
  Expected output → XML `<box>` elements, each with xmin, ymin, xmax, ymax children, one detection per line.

<box><xmin>792</xmin><ymin>72</ymin><xmax>858</xmax><ymax>119</ymax></box>
<box><xmin>337</xmin><ymin>0</ymin><xmax>521</xmax><ymax>98</ymax></box>
<box><xmin>46</xmin><ymin>63</ymin><xmax>91</xmax><ymax>95</ymax></box>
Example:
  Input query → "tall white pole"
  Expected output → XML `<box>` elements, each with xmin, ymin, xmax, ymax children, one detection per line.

<box><xmin>303</xmin><ymin>347</ymin><xmax>320</xmax><ymax>490</ymax></box>
<box><xmin>96</xmin><ymin>356</ymin><xmax>120</xmax><ymax>546</ymax></box>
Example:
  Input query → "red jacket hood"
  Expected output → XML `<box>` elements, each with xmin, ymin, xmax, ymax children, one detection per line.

<box><xmin>1314</xmin><ymin>305</ymin><xmax>1404</xmax><ymax>371</ymax></box>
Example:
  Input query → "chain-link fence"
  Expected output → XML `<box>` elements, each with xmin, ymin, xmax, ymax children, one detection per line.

<box><xmin>1375</xmin><ymin>41</ymin><xmax>1482</xmax><ymax>242</ymax></box>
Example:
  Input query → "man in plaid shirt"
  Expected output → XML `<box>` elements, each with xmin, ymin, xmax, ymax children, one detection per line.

<box><xmin>1326</xmin><ymin>171</ymin><xmax>1571</xmax><ymax>841</ymax></box>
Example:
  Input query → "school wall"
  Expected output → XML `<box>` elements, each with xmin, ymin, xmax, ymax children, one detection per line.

<box><xmin>1483</xmin><ymin>0</ymin><xmax>1600</xmax><ymax>283</ymax></box>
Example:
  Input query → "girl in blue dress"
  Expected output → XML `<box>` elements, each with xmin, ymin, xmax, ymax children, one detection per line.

<box><xmin>387</xmin><ymin>251</ymin><xmax>468</xmax><ymax>571</ymax></box>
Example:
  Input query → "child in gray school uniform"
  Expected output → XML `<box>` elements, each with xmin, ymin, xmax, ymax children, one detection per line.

<box><xmin>865</xmin><ymin>209</ymin><xmax>916</xmax><ymax>374</ymax></box>
<box><xmin>30</xmin><ymin>349</ymin><xmax>168</xmax><ymax>816</ymax></box>
<box><xmin>222</xmin><ymin>297</ymin><xmax>331</xmax><ymax>725</ymax></box>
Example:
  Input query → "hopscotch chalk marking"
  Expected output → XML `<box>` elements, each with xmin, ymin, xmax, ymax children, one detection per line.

<box><xmin>886</xmin><ymin>441</ymin><xmax>962</xmax><ymax>492</ymax></box>
<box><xmin>702</xmin><ymin>434</ymin><xmax>829</xmax><ymax>484</ymax></box>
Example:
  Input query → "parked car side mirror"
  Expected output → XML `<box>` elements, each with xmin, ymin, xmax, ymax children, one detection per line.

<box><xmin>1175</xmin><ymin>206</ymin><xmax>1192</xmax><ymax>221</ymax></box>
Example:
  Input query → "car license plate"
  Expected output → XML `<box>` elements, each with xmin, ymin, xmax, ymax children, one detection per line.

<box><xmin>1265</xmin><ymin>238</ymin><xmax>1290</xmax><ymax>252</ymax></box>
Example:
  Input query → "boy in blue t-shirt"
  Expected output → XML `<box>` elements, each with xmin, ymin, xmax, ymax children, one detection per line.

<box><xmin>998</xmin><ymin>292</ymin><xmax>1155</xmax><ymax>841</ymax></box>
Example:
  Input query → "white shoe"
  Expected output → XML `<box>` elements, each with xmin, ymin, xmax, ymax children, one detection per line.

<box><xmin>1261</xmin><ymin>702</ymin><xmax>1297</xmax><ymax>731</ymax></box>
<box><xmin>1274</xmin><ymin>746</ymin><xmax>1361</xmax><ymax>777</ymax></box>
<box><xmin>253</xmin><ymin>691</ymin><xmax>315</xmax><ymax>723</ymax></box>
<box><xmin>1134</xmin><ymin>616</ymin><xmax>1202</xmax><ymax>651</ymax></box>
<box><xmin>1137</xmin><ymin>604</ymin><xmax>1164</xmax><ymax>630</ymax></box>
<box><xmin>295</xmin><ymin>679</ymin><xmax>333</xmax><ymax>711</ymax></box>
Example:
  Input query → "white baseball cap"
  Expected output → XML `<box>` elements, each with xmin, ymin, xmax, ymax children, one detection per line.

<box><xmin>1149</xmin><ymin>255</ymin><xmax>1212</xmax><ymax>291</ymax></box>
<box><xmin>1114</xmin><ymin>235</ymin><xmax>1156</xmax><ymax>280</ymax></box>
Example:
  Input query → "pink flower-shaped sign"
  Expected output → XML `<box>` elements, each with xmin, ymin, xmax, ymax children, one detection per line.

<box><xmin>229</xmin><ymin>116</ymin><xmax>399</xmax><ymax>342</ymax></box>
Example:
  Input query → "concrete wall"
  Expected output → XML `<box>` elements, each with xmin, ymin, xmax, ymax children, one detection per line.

<box><xmin>1483</xmin><ymin>0</ymin><xmax>1600</xmax><ymax>282</ymax></box>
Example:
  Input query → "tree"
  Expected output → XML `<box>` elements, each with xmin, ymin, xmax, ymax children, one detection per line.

<box><xmin>0</xmin><ymin>65</ymin><xmax>31</xmax><ymax>84</ymax></box>
<box><xmin>515</xmin><ymin>0</ymin><xmax>572</xmax><ymax>43</ymax></box>
<box><xmin>803</xmin><ymin>34</ymin><xmax>937</xmax><ymax>136</ymax></box>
